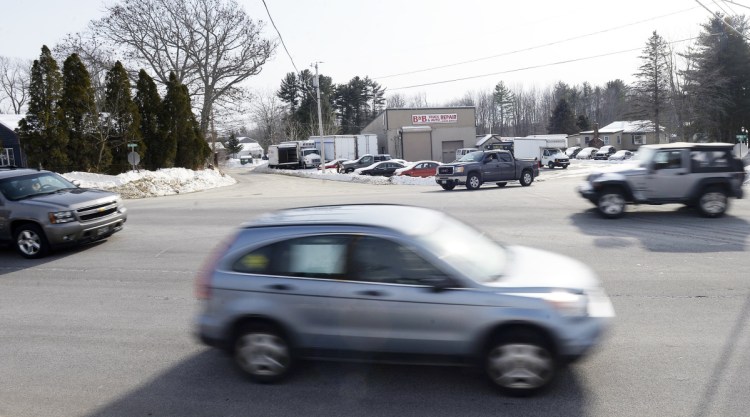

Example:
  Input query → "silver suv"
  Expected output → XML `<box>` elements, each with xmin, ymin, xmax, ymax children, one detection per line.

<box><xmin>579</xmin><ymin>142</ymin><xmax>746</xmax><ymax>218</ymax></box>
<box><xmin>195</xmin><ymin>204</ymin><xmax>614</xmax><ymax>395</ymax></box>
<box><xmin>0</xmin><ymin>168</ymin><xmax>127</xmax><ymax>258</ymax></box>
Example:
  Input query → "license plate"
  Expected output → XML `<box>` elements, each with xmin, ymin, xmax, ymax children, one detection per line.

<box><xmin>96</xmin><ymin>226</ymin><xmax>109</xmax><ymax>236</ymax></box>
<box><xmin>438</xmin><ymin>180</ymin><xmax>446</xmax><ymax>184</ymax></box>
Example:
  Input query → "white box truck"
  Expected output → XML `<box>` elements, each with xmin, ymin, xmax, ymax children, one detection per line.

<box><xmin>267</xmin><ymin>141</ymin><xmax>320</xmax><ymax>169</ymax></box>
<box><xmin>309</xmin><ymin>135</ymin><xmax>378</xmax><ymax>162</ymax></box>
<box><xmin>513</xmin><ymin>137</ymin><xmax>570</xmax><ymax>169</ymax></box>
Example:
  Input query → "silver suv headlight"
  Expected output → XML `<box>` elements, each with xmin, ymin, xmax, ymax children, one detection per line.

<box><xmin>49</xmin><ymin>210</ymin><xmax>76</xmax><ymax>224</ymax></box>
<box><xmin>519</xmin><ymin>290</ymin><xmax>589</xmax><ymax>317</ymax></box>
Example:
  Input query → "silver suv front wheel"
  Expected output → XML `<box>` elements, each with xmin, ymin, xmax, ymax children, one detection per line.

<box><xmin>14</xmin><ymin>224</ymin><xmax>50</xmax><ymax>259</ymax></box>
<box><xmin>235</xmin><ymin>327</ymin><xmax>292</xmax><ymax>383</ymax></box>
<box><xmin>486</xmin><ymin>330</ymin><xmax>555</xmax><ymax>396</ymax></box>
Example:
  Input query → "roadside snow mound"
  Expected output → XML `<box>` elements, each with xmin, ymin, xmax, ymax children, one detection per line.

<box><xmin>252</xmin><ymin>163</ymin><xmax>435</xmax><ymax>185</ymax></box>
<box><xmin>63</xmin><ymin>168</ymin><xmax>236</xmax><ymax>199</ymax></box>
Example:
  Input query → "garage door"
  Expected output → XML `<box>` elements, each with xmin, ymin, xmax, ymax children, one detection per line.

<box><xmin>441</xmin><ymin>141</ymin><xmax>463</xmax><ymax>163</ymax></box>
<box><xmin>402</xmin><ymin>131</ymin><xmax>432</xmax><ymax>162</ymax></box>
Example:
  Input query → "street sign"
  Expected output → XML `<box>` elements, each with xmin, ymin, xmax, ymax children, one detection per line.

<box><xmin>737</xmin><ymin>134</ymin><xmax>748</xmax><ymax>144</ymax></box>
<box><xmin>127</xmin><ymin>151</ymin><xmax>140</xmax><ymax>165</ymax></box>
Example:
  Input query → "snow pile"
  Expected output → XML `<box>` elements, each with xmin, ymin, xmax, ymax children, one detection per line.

<box><xmin>63</xmin><ymin>167</ymin><xmax>237</xmax><ymax>199</ymax></box>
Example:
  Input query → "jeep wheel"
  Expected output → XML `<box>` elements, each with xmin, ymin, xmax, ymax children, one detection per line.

<box><xmin>440</xmin><ymin>183</ymin><xmax>456</xmax><ymax>191</ymax></box>
<box><xmin>235</xmin><ymin>325</ymin><xmax>292</xmax><ymax>383</ymax></box>
<box><xmin>466</xmin><ymin>173</ymin><xmax>481</xmax><ymax>190</ymax></box>
<box><xmin>597</xmin><ymin>189</ymin><xmax>626</xmax><ymax>219</ymax></box>
<box><xmin>697</xmin><ymin>187</ymin><xmax>728</xmax><ymax>218</ymax></box>
<box><xmin>519</xmin><ymin>170</ymin><xmax>533</xmax><ymax>186</ymax></box>
<box><xmin>485</xmin><ymin>329</ymin><xmax>555</xmax><ymax>396</ymax></box>
<box><xmin>14</xmin><ymin>223</ymin><xmax>50</xmax><ymax>259</ymax></box>
<box><xmin>496</xmin><ymin>182</ymin><xmax>507</xmax><ymax>188</ymax></box>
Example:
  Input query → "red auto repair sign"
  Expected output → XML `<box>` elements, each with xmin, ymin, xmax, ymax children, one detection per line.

<box><xmin>412</xmin><ymin>114</ymin><xmax>458</xmax><ymax>124</ymax></box>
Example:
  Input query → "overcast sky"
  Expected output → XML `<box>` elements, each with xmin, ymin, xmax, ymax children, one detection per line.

<box><xmin>0</xmin><ymin>0</ymin><xmax>746</xmax><ymax>104</ymax></box>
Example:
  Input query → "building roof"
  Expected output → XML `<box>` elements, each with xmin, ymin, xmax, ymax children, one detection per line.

<box><xmin>0</xmin><ymin>114</ymin><xmax>24</xmax><ymax>131</ymax></box>
<box><xmin>579</xmin><ymin>120</ymin><xmax>661</xmax><ymax>134</ymax></box>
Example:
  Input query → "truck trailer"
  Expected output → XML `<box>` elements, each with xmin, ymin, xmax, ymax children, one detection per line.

<box><xmin>308</xmin><ymin>134</ymin><xmax>378</xmax><ymax>162</ymax></box>
<box><xmin>267</xmin><ymin>141</ymin><xmax>321</xmax><ymax>169</ymax></box>
<box><xmin>513</xmin><ymin>137</ymin><xmax>570</xmax><ymax>169</ymax></box>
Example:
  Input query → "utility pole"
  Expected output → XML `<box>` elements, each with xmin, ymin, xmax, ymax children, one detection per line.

<box><xmin>313</xmin><ymin>62</ymin><xmax>326</xmax><ymax>172</ymax></box>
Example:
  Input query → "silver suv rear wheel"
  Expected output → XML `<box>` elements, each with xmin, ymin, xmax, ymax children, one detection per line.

<box><xmin>235</xmin><ymin>327</ymin><xmax>291</xmax><ymax>382</ymax></box>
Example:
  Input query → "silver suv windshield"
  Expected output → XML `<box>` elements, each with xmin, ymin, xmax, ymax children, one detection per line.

<box><xmin>415</xmin><ymin>215</ymin><xmax>507</xmax><ymax>283</ymax></box>
<box><xmin>0</xmin><ymin>172</ymin><xmax>77</xmax><ymax>201</ymax></box>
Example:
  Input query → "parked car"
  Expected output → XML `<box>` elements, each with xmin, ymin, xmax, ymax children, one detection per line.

<box><xmin>338</xmin><ymin>154</ymin><xmax>392</xmax><ymax>173</ymax></box>
<box><xmin>578</xmin><ymin>142</ymin><xmax>746</xmax><ymax>218</ymax></box>
<box><xmin>593</xmin><ymin>146</ymin><xmax>617</xmax><ymax>160</ymax></box>
<box><xmin>0</xmin><ymin>167</ymin><xmax>127</xmax><ymax>258</ymax></box>
<box><xmin>355</xmin><ymin>161</ymin><xmax>406</xmax><ymax>177</ymax></box>
<box><xmin>608</xmin><ymin>150</ymin><xmax>634</xmax><ymax>161</ymax></box>
<box><xmin>575</xmin><ymin>147</ymin><xmax>598</xmax><ymax>159</ymax></box>
<box><xmin>195</xmin><ymin>204</ymin><xmax>614</xmax><ymax>396</ymax></box>
<box><xmin>396</xmin><ymin>160</ymin><xmax>441</xmax><ymax>177</ymax></box>
<box><xmin>565</xmin><ymin>146</ymin><xmax>581</xmax><ymax>158</ymax></box>
<box><xmin>318</xmin><ymin>158</ymin><xmax>348</xmax><ymax>170</ymax></box>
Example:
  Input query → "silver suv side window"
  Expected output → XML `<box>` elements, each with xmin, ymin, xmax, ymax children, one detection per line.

<box><xmin>653</xmin><ymin>150</ymin><xmax>683</xmax><ymax>170</ymax></box>
<box><xmin>349</xmin><ymin>236</ymin><xmax>447</xmax><ymax>285</ymax></box>
<box><xmin>233</xmin><ymin>235</ymin><xmax>349</xmax><ymax>279</ymax></box>
<box><xmin>690</xmin><ymin>150</ymin><xmax>732</xmax><ymax>172</ymax></box>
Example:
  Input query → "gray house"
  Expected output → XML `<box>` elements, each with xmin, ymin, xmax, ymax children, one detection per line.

<box><xmin>568</xmin><ymin>120</ymin><xmax>666</xmax><ymax>151</ymax></box>
<box><xmin>0</xmin><ymin>114</ymin><xmax>25</xmax><ymax>167</ymax></box>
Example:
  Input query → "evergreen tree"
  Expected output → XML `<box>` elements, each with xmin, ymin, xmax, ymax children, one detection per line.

<box><xmin>17</xmin><ymin>45</ymin><xmax>68</xmax><ymax>171</ymax></box>
<box><xmin>135</xmin><ymin>69</ymin><xmax>164</xmax><ymax>170</ymax></box>
<box><xmin>334</xmin><ymin>76</ymin><xmax>383</xmax><ymax>134</ymax></box>
<box><xmin>277</xmin><ymin>69</ymin><xmax>336</xmax><ymax>138</ymax></box>
<box><xmin>630</xmin><ymin>31</ymin><xmax>671</xmax><ymax>142</ymax></box>
<box><xmin>683</xmin><ymin>15</ymin><xmax>750</xmax><ymax>142</ymax></box>
<box><xmin>493</xmin><ymin>81</ymin><xmax>514</xmax><ymax>135</ymax></box>
<box><xmin>224</xmin><ymin>133</ymin><xmax>243</xmax><ymax>158</ymax></box>
<box><xmin>576</xmin><ymin>114</ymin><xmax>591</xmax><ymax>131</ymax></box>
<box><xmin>161</xmin><ymin>72</ymin><xmax>209</xmax><ymax>169</ymax></box>
<box><xmin>103</xmin><ymin>61</ymin><xmax>142</xmax><ymax>173</ymax></box>
<box><xmin>61</xmin><ymin>53</ymin><xmax>99</xmax><ymax>171</ymax></box>
<box><xmin>277</xmin><ymin>73</ymin><xmax>300</xmax><ymax>113</ymax></box>
<box><xmin>547</xmin><ymin>98</ymin><xmax>578</xmax><ymax>134</ymax></box>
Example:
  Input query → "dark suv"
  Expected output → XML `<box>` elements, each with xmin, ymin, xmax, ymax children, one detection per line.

<box><xmin>578</xmin><ymin>143</ymin><xmax>745</xmax><ymax>218</ymax></box>
<box><xmin>0</xmin><ymin>168</ymin><xmax>127</xmax><ymax>258</ymax></box>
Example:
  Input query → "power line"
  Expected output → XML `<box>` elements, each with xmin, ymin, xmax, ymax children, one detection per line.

<box><xmin>720</xmin><ymin>0</ymin><xmax>740</xmax><ymax>14</ymax></box>
<box><xmin>261</xmin><ymin>0</ymin><xmax>300</xmax><ymax>74</ymax></box>
<box><xmin>695</xmin><ymin>0</ymin><xmax>750</xmax><ymax>40</ymax></box>
<box><xmin>388</xmin><ymin>36</ymin><xmax>704</xmax><ymax>92</ymax></box>
<box><xmin>723</xmin><ymin>0</ymin><xmax>750</xmax><ymax>10</ymax></box>
<box><xmin>373</xmin><ymin>7</ymin><xmax>700</xmax><ymax>80</ymax></box>
<box><xmin>712</xmin><ymin>0</ymin><xmax>732</xmax><ymax>14</ymax></box>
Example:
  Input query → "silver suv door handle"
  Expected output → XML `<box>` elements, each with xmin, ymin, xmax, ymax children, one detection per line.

<box><xmin>267</xmin><ymin>284</ymin><xmax>293</xmax><ymax>291</ymax></box>
<box><xmin>356</xmin><ymin>290</ymin><xmax>386</xmax><ymax>297</ymax></box>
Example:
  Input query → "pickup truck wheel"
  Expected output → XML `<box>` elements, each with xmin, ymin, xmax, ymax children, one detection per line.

<box><xmin>519</xmin><ymin>170</ymin><xmax>533</xmax><ymax>186</ymax></box>
<box><xmin>496</xmin><ymin>182</ymin><xmax>507</xmax><ymax>188</ymax></box>
<box><xmin>466</xmin><ymin>173</ymin><xmax>481</xmax><ymax>190</ymax></box>
<box><xmin>547</xmin><ymin>162</ymin><xmax>555</xmax><ymax>169</ymax></box>
<box><xmin>597</xmin><ymin>189</ymin><xmax>626</xmax><ymax>219</ymax></box>
<box><xmin>697</xmin><ymin>187</ymin><xmax>728</xmax><ymax>218</ymax></box>
<box><xmin>562</xmin><ymin>165</ymin><xmax>568</xmax><ymax>169</ymax></box>
<box><xmin>14</xmin><ymin>223</ymin><xmax>50</xmax><ymax>259</ymax></box>
<box><xmin>440</xmin><ymin>183</ymin><xmax>456</xmax><ymax>191</ymax></box>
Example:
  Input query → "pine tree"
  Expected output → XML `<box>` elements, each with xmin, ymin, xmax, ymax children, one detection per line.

<box><xmin>576</xmin><ymin>114</ymin><xmax>591</xmax><ymax>131</ymax></box>
<box><xmin>630</xmin><ymin>31</ymin><xmax>671</xmax><ymax>143</ymax></box>
<box><xmin>161</xmin><ymin>72</ymin><xmax>209</xmax><ymax>169</ymax></box>
<box><xmin>17</xmin><ymin>45</ymin><xmax>68</xmax><ymax>171</ymax></box>
<box><xmin>135</xmin><ymin>70</ymin><xmax>164</xmax><ymax>170</ymax></box>
<box><xmin>224</xmin><ymin>133</ymin><xmax>243</xmax><ymax>158</ymax></box>
<box><xmin>61</xmin><ymin>53</ymin><xmax>99</xmax><ymax>171</ymax></box>
<box><xmin>493</xmin><ymin>81</ymin><xmax>514</xmax><ymax>135</ymax></box>
<box><xmin>103</xmin><ymin>61</ymin><xmax>142</xmax><ymax>173</ymax></box>
<box><xmin>547</xmin><ymin>98</ymin><xmax>578</xmax><ymax>134</ymax></box>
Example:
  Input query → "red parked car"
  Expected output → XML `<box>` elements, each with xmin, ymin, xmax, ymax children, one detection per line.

<box><xmin>396</xmin><ymin>161</ymin><xmax>441</xmax><ymax>177</ymax></box>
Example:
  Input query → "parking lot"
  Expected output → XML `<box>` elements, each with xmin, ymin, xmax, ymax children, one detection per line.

<box><xmin>1</xmin><ymin>168</ymin><xmax>749</xmax><ymax>417</ymax></box>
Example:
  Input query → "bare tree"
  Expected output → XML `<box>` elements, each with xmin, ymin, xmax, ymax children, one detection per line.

<box><xmin>386</xmin><ymin>93</ymin><xmax>406</xmax><ymax>108</ymax></box>
<box><xmin>0</xmin><ymin>56</ymin><xmax>31</xmax><ymax>114</ymax></box>
<box><xmin>251</xmin><ymin>89</ymin><xmax>285</xmax><ymax>152</ymax></box>
<box><xmin>90</xmin><ymin>0</ymin><xmax>276</xmax><ymax>136</ymax></box>
<box><xmin>54</xmin><ymin>33</ymin><xmax>118</xmax><ymax>107</ymax></box>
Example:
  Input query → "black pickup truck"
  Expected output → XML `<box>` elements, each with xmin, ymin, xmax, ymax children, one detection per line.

<box><xmin>435</xmin><ymin>150</ymin><xmax>539</xmax><ymax>190</ymax></box>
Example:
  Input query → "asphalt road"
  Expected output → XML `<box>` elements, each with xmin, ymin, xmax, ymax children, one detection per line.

<box><xmin>1</xmin><ymin>167</ymin><xmax>749</xmax><ymax>417</ymax></box>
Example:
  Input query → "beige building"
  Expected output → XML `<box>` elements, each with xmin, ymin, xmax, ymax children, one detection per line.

<box><xmin>568</xmin><ymin>120</ymin><xmax>667</xmax><ymax>151</ymax></box>
<box><xmin>361</xmin><ymin>107</ymin><xmax>476</xmax><ymax>162</ymax></box>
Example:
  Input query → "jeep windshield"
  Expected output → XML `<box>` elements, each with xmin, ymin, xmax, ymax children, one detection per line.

<box><xmin>458</xmin><ymin>151</ymin><xmax>484</xmax><ymax>163</ymax></box>
<box><xmin>0</xmin><ymin>172</ymin><xmax>78</xmax><ymax>201</ymax></box>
